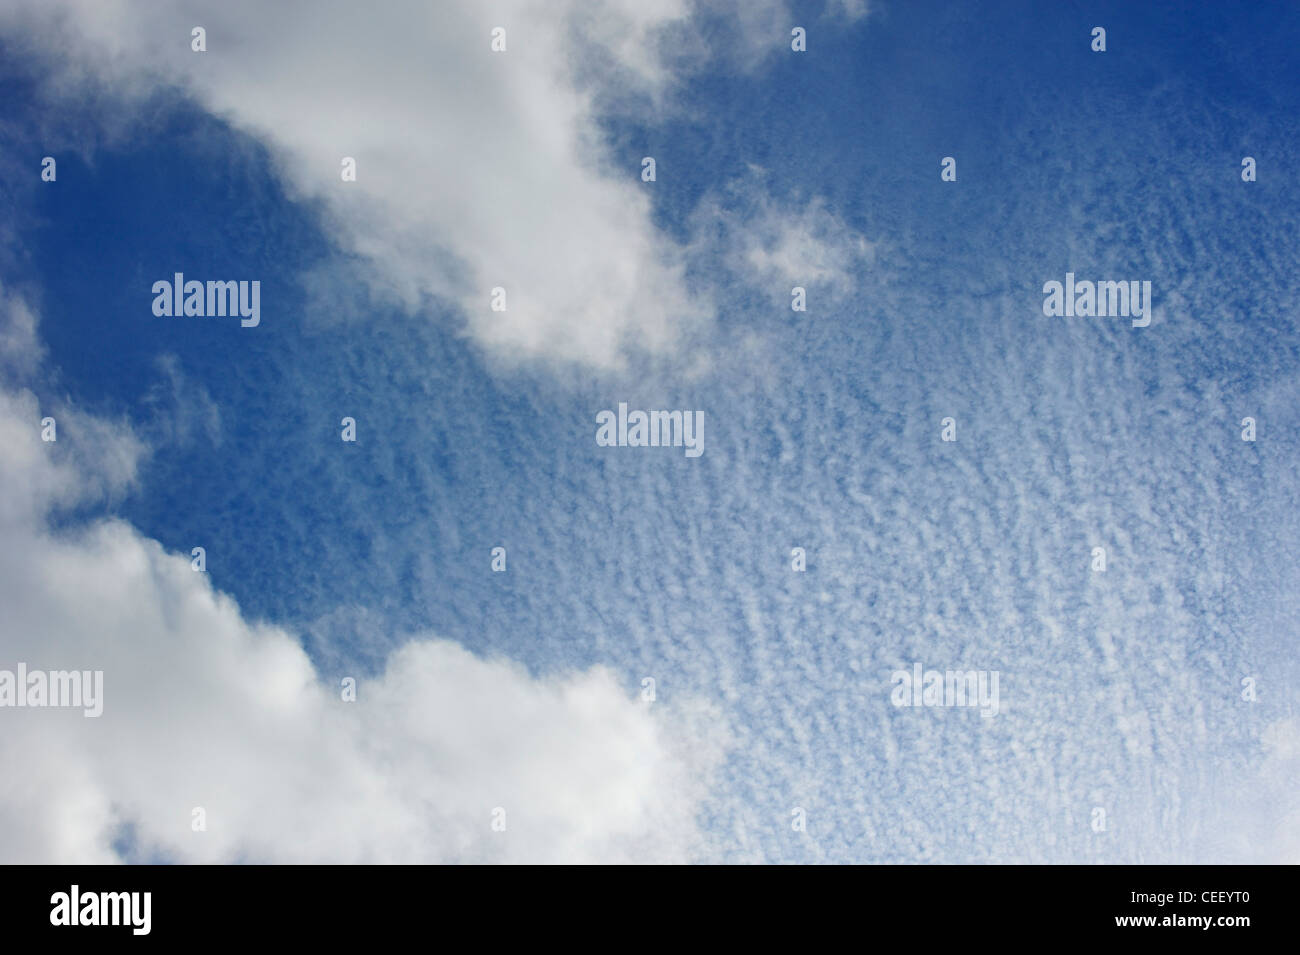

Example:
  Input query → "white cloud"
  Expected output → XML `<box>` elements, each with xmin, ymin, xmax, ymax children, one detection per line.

<box><xmin>0</xmin><ymin>0</ymin><xmax>876</xmax><ymax>370</ymax></box>
<box><xmin>0</xmin><ymin>0</ymin><xmax>715</xmax><ymax>369</ymax></box>
<box><xmin>0</xmin><ymin>378</ymin><xmax>144</xmax><ymax>532</ymax></box>
<box><xmin>0</xmin><ymin>294</ymin><xmax>727</xmax><ymax>864</ymax></box>
<box><xmin>691</xmin><ymin>173</ymin><xmax>876</xmax><ymax>300</ymax></box>
<box><xmin>0</xmin><ymin>285</ymin><xmax>42</xmax><ymax>379</ymax></box>
<box><xmin>140</xmin><ymin>354</ymin><xmax>222</xmax><ymax>449</ymax></box>
<box><xmin>737</xmin><ymin>199</ymin><xmax>874</xmax><ymax>293</ymax></box>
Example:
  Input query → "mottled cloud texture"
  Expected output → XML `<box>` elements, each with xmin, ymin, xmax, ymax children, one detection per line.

<box><xmin>0</xmin><ymin>1</ymin><xmax>1296</xmax><ymax>865</ymax></box>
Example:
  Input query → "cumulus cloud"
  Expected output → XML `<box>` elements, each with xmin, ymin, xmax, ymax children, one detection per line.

<box><xmin>0</xmin><ymin>1</ymin><xmax>703</xmax><ymax>368</ymax></box>
<box><xmin>0</xmin><ymin>294</ymin><xmax>726</xmax><ymax>864</ymax></box>
<box><xmin>0</xmin><ymin>0</ymin><xmax>877</xmax><ymax>370</ymax></box>
<box><xmin>0</xmin><ymin>373</ymin><xmax>144</xmax><ymax>531</ymax></box>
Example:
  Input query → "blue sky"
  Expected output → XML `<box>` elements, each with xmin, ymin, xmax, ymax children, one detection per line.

<box><xmin>1</xmin><ymin>0</ymin><xmax>1298</xmax><ymax>863</ymax></box>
